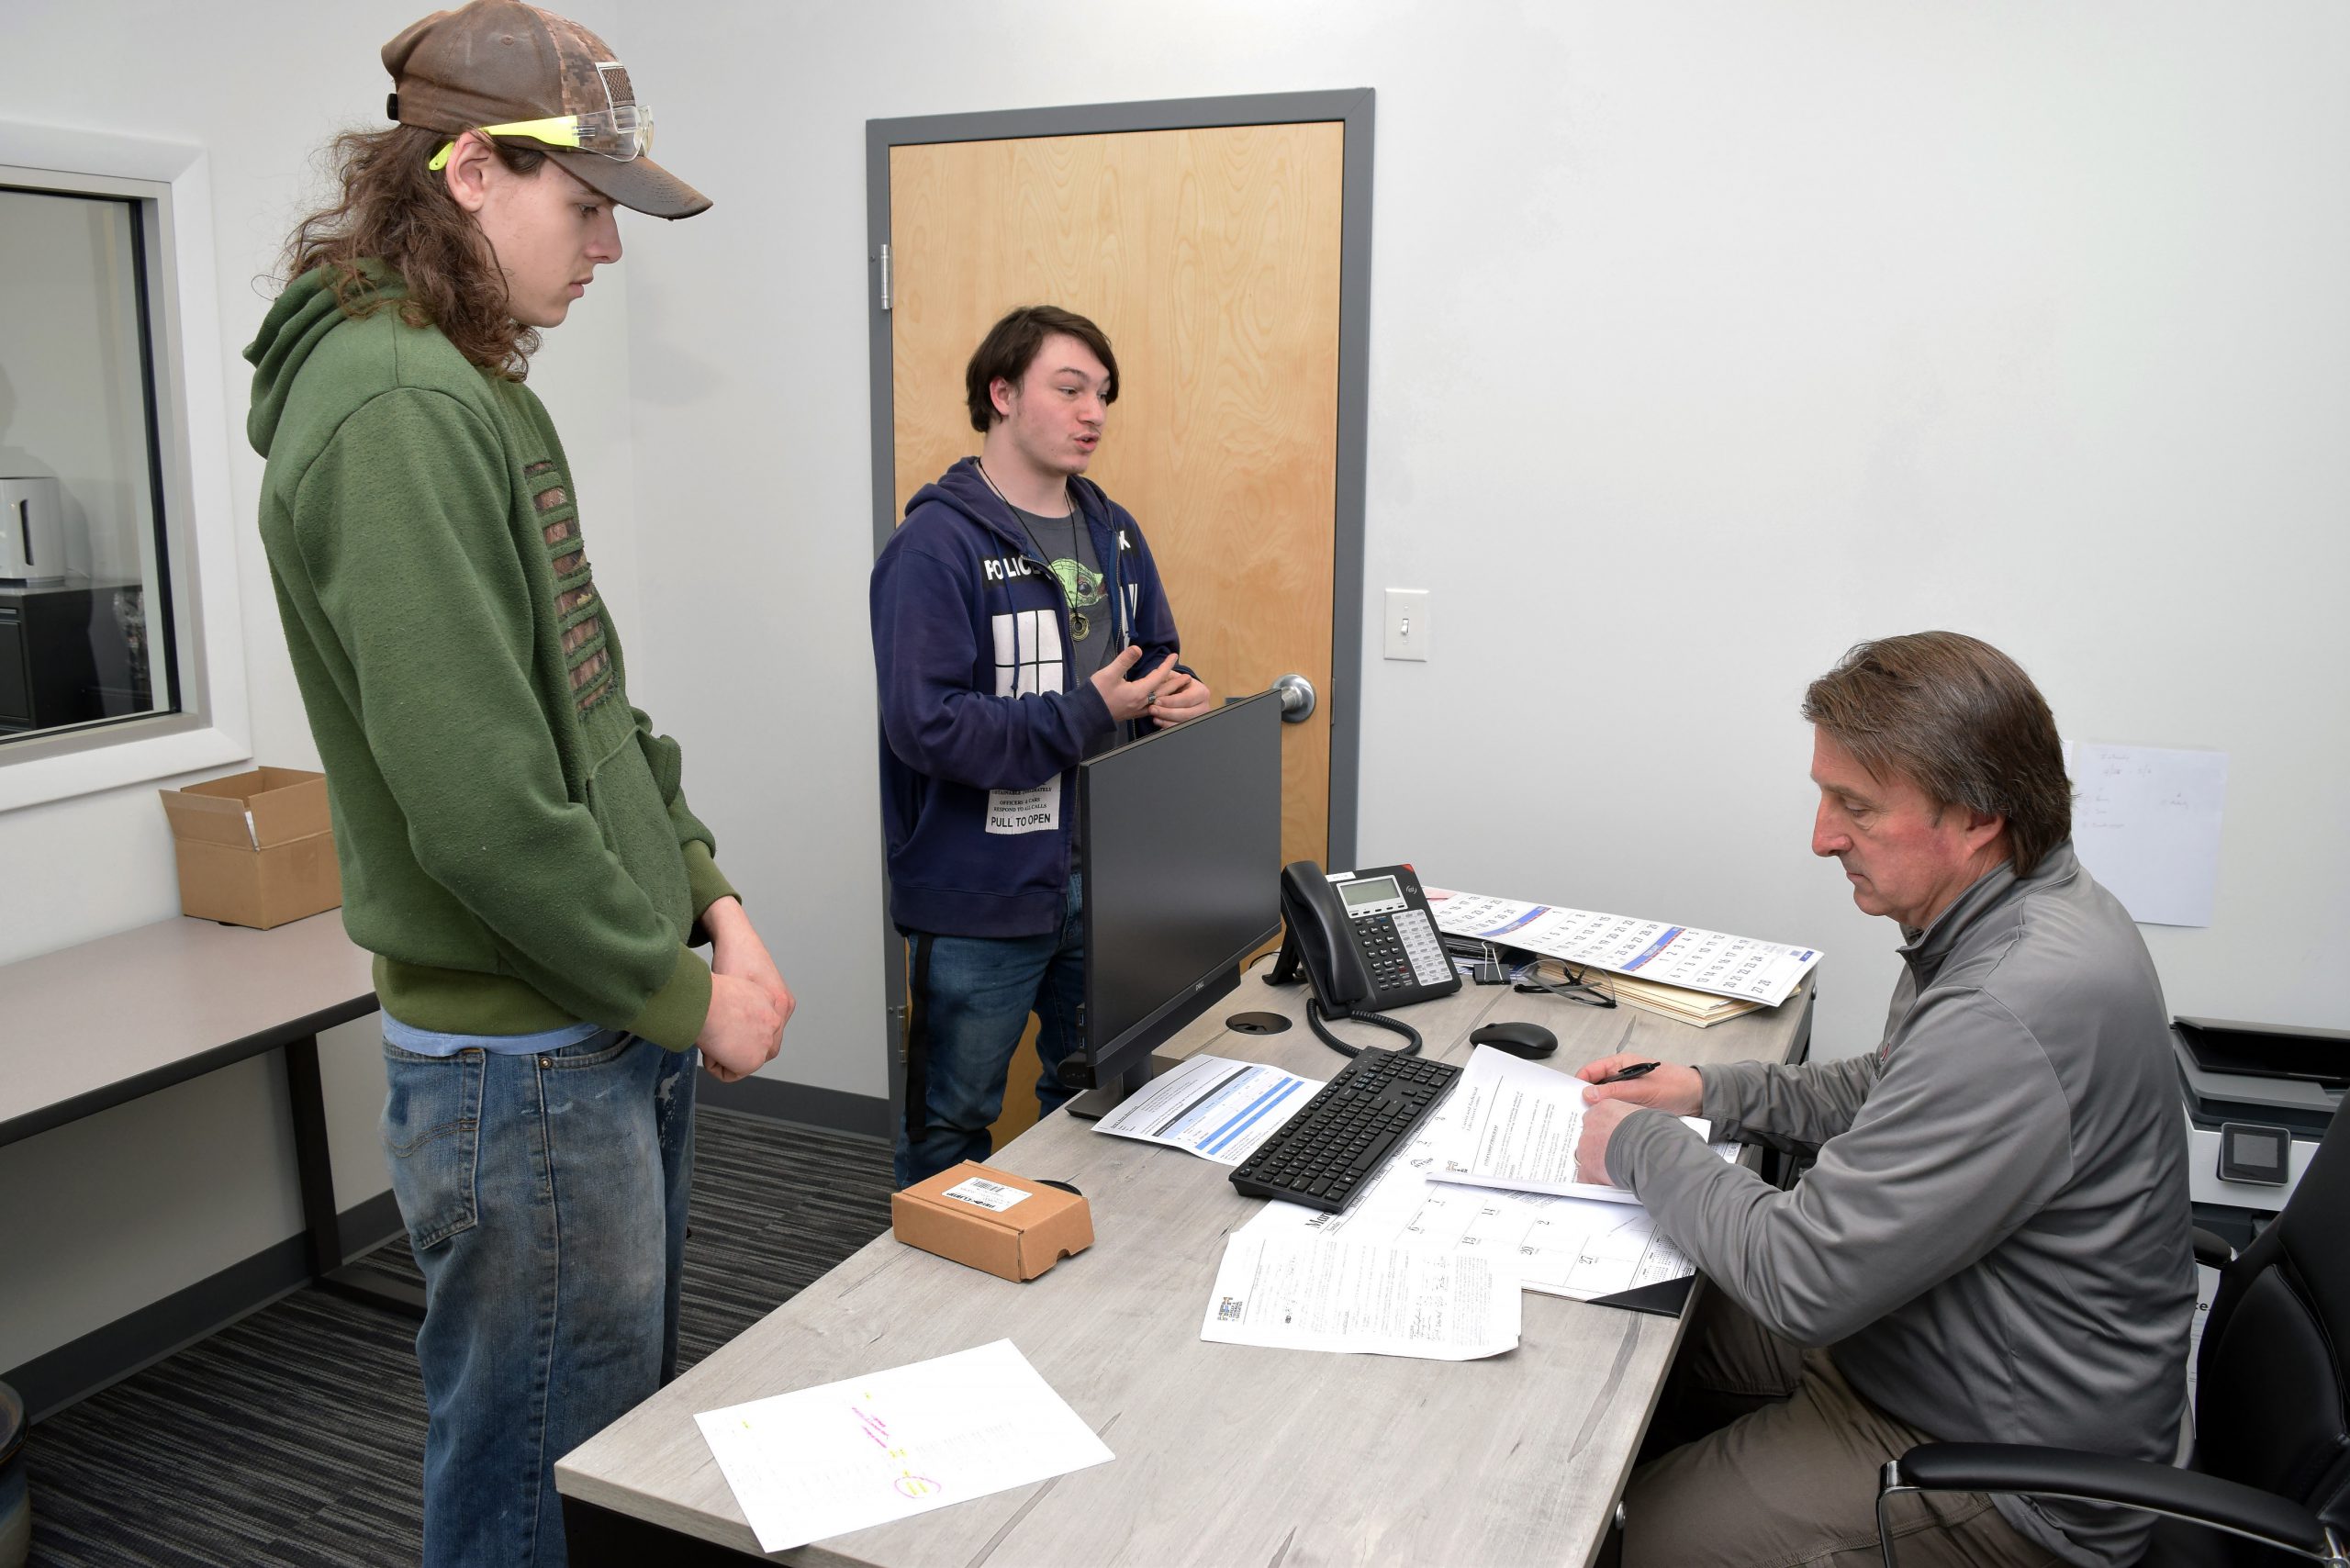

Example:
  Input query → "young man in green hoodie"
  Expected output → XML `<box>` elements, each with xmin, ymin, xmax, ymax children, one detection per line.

<box><xmin>244</xmin><ymin>6</ymin><xmax>788</xmax><ymax>1563</ymax></box>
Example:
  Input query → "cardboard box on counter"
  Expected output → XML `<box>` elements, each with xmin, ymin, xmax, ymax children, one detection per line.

<box><xmin>890</xmin><ymin>1161</ymin><xmax>1094</xmax><ymax>1282</ymax></box>
<box><xmin>158</xmin><ymin>767</ymin><xmax>341</xmax><ymax>930</ymax></box>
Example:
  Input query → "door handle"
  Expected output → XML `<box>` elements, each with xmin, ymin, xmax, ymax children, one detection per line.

<box><xmin>15</xmin><ymin>499</ymin><xmax>28</xmax><ymax>566</ymax></box>
<box><xmin>1274</xmin><ymin>673</ymin><xmax>1315</xmax><ymax>723</ymax></box>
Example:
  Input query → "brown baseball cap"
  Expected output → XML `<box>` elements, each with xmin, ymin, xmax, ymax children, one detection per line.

<box><xmin>383</xmin><ymin>0</ymin><xmax>711</xmax><ymax>219</ymax></box>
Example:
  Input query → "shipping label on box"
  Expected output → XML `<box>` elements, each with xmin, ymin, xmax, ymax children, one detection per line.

<box><xmin>890</xmin><ymin>1161</ymin><xmax>1093</xmax><ymax>1282</ymax></box>
<box><xmin>158</xmin><ymin>767</ymin><xmax>342</xmax><ymax>929</ymax></box>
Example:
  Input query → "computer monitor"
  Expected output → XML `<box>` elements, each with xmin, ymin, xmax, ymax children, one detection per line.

<box><xmin>1062</xmin><ymin>689</ymin><xmax>1284</xmax><ymax>1116</ymax></box>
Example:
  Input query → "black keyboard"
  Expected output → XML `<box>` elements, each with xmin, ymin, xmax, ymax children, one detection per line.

<box><xmin>1228</xmin><ymin>1047</ymin><xmax>1460</xmax><ymax>1213</ymax></box>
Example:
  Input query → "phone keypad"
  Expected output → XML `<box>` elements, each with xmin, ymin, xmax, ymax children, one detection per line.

<box><xmin>1354</xmin><ymin>909</ymin><xmax>1454</xmax><ymax>995</ymax></box>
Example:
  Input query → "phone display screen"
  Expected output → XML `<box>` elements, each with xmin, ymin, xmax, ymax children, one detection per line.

<box><xmin>1340</xmin><ymin>876</ymin><xmax>1402</xmax><ymax>912</ymax></box>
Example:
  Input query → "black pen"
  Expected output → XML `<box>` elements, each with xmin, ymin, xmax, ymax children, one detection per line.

<box><xmin>1596</xmin><ymin>1060</ymin><xmax>1662</xmax><ymax>1085</ymax></box>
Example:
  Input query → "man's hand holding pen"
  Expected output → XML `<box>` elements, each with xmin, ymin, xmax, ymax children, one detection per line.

<box><xmin>1571</xmin><ymin>1053</ymin><xmax>1705</xmax><ymax>1187</ymax></box>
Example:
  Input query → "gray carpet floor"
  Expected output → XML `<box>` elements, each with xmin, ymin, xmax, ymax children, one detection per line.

<box><xmin>20</xmin><ymin>1108</ymin><xmax>895</xmax><ymax>1566</ymax></box>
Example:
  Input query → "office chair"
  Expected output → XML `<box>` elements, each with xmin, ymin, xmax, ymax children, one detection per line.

<box><xmin>1876</xmin><ymin>1108</ymin><xmax>2350</xmax><ymax>1567</ymax></box>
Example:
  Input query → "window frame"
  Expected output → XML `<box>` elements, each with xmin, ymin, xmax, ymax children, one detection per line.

<box><xmin>0</xmin><ymin>122</ymin><xmax>251</xmax><ymax>811</ymax></box>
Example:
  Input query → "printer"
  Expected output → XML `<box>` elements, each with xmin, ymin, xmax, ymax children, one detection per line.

<box><xmin>2173</xmin><ymin>1015</ymin><xmax>2345</xmax><ymax>1247</ymax></box>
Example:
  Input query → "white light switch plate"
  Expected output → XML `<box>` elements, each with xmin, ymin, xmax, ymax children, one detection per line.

<box><xmin>1384</xmin><ymin>588</ymin><xmax>1430</xmax><ymax>661</ymax></box>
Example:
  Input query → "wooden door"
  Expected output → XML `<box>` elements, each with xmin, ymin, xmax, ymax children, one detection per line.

<box><xmin>886</xmin><ymin>122</ymin><xmax>1346</xmax><ymax>1147</ymax></box>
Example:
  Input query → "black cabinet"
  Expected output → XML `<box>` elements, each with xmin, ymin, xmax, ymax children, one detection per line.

<box><xmin>0</xmin><ymin>581</ymin><xmax>140</xmax><ymax>734</ymax></box>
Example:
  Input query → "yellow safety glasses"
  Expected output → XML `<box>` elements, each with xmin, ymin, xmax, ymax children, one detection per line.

<box><xmin>428</xmin><ymin>104</ymin><xmax>654</xmax><ymax>171</ymax></box>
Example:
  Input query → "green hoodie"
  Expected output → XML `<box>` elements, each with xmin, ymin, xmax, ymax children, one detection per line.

<box><xmin>244</xmin><ymin>264</ymin><xmax>730</xmax><ymax>1049</ymax></box>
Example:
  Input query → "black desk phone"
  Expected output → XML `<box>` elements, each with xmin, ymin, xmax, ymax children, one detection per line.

<box><xmin>1272</xmin><ymin>861</ymin><xmax>1462</xmax><ymax>1019</ymax></box>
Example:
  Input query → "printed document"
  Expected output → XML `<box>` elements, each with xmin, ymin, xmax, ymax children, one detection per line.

<box><xmin>1089</xmin><ymin>1053</ymin><xmax>1320</xmax><ymax>1166</ymax></box>
<box><xmin>694</xmin><ymin>1339</ymin><xmax>1113</xmax><ymax>1553</ymax></box>
<box><xmin>1240</xmin><ymin>1092</ymin><xmax>1697</xmax><ymax>1302</ymax></box>
<box><xmin>1427</xmin><ymin>886</ymin><xmax>1820</xmax><ymax>1006</ymax></box>
<box><xmin>1202</xmin><ymin>1231</ymin><xmax>1520</xmax><ymax>1360</ymax></box>
<box><xmin>1434</xmin><ymin>1045</ymin><xmax>1734</xmax><ymax>1203</ymax></box>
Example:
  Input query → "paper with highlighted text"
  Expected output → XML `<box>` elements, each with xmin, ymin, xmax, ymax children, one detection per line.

<box><xmin>693</xmin><ymin>1339</ymin><xmax>1113</xmax><ymax>1552</ymax></box>
<box><xmin>1426</xmin><ymin>886</ymin><xmax>1820</xmax><ymax>1006</ymax></box>
<box><xmin>1090</xmin><ymin>1052</ymin><xmax>1321</xmax><ymax>1165</ymax></box>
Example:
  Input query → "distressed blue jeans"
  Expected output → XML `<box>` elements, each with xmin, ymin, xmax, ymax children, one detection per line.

<box><xmin>896</xmin><ymin>874</ymin><xmax>1085</xmax><ymax>1188</ymax></box>
<box><xmin>381</xmin><ymin>1029</ymin><xmax>695</xmax><ymax>1568</ymax></box>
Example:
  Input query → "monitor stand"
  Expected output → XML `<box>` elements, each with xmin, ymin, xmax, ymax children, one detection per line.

<box><xmin>1059</xmin><ymin>964</ymin><xmax>1242</xmax><ymax>1120</ymax></box>
<box><xmin>1062</xmin><ymin>1054</ymin><xmax>1172</xmax><ymax>1121</ymax></box>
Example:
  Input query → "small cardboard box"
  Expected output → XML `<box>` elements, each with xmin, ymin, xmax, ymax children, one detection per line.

<box><xmin>890</xmin><ymin>1161</ymin><xmax>1094</xmax><ymax>1282</ymax></box>
<box><xmin>158</xmin><ymin>767</ymin><xmax>342</xmax><ymax>930</ymax></box>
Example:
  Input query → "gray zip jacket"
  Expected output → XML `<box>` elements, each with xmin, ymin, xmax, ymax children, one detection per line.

<box><xmin>1610</xmin><ymin>843</ymin><xmax>2193</xmax><ymax>1567</ymax></box>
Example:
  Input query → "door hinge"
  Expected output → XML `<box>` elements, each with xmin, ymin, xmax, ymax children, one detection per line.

<box><xmin>878</xmin><ymin>243</ymin><xmax>892</xmax><ymax>311</ymax></box>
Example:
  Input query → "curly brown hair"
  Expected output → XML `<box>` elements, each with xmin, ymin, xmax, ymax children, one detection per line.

<box><xmin>280</xmin><ymin>125</ymin><xmax>547</xmax><ymax>380</ymax></box>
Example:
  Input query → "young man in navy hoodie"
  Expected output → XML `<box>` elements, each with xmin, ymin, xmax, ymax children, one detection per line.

<box><xmin>871</xmin><ymin>306</ymin><xmax>1212</xmax><ymax>1186</ymax></box>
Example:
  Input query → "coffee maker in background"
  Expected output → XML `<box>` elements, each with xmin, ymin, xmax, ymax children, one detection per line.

<box><xmin>0</xmin><ymin>476</ymin><xmax>69</xmax><ymax>584</ymax></box>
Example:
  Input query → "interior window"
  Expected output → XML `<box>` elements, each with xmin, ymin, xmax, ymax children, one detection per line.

<box><xmin>0</xmin><ymin>184</ymin><xmax>176</xmax><ymax>742</ymax></box>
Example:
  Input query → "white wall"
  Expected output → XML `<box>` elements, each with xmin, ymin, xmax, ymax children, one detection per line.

<box><xmin>1345</xmin><ymin>0</ymin><xmax>2350</xmax><ymax>1053</ymax></box>
<box><xmin>7</xmin><ymin>0</ymin><xmax>2348</xmax><ymax>1378</ymax></box>
<box><xmin>0</xmin><ymin>0</ymin><xmax>638</xmax><ymax>1375</ymax></box>
<box><xmin>625</xmin><ymin>0</ymin><xmax>2350</xmax><ymax>1104</ymax></box>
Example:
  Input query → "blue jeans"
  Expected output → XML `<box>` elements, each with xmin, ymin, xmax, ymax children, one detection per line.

<box><xmin>897</xmin><ymin>875</ymin><xmax>1084</xmax><ymax>1187</ymax></box>
<box><xmin>381</xmin><ymin>1029</ymin><xmax>695</xmax><ymax>1568</ymax></box>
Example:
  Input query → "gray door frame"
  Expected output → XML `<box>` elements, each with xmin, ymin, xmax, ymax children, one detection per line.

<box><xmin>865</xmin><ymin>88</ymin><xmax>1376</xmax><ymax>1139</ymax></box>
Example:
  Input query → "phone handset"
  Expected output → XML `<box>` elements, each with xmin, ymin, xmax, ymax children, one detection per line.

<box><xmin>1272</xmin><ymin>861</ymin><xmax>1460</xmax><ymax>1058</ymax></box>
<box><xmin>1272</xmin><ymin>861</ymin><xmax>1373</xmax><ymax>1006</ymax></box>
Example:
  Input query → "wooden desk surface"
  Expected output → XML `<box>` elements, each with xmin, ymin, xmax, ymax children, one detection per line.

<box><xmin>557</xmin><ymin>959</ymin><xmax>1815</xmax><ymax>1567</ymax></box>
<box><xmin>0</xmin><ymin>912</ymin><xmax>376</xmax><ymax>1146</ymax></box>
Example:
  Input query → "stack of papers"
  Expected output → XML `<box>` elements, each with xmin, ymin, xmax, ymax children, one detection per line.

<box><xmin>1526</xmin><ymin>957</ymin><xmax>1762</xmax><ymax>1029</ymax></box>
<box><xmin>1203</xmin><ymin>1044</ymin><xmax>1730</xmax><ymax>1349</ymax></box>
<box><xmin>1238</xmin><ymin>1085</ymin><xmax>1703</xmax><ymax>1305</ymax></box>
<box><xmin>1427</xmin><ymin>887</ymin><xmax>1821</xmax><ymax>1007</ymax></box>
<box><xmin>1185</xmin><ymin>1036</ymin><xmax>1758</xmax><ymax>1355</ymax></box>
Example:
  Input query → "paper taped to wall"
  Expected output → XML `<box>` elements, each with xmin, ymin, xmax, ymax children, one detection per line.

<box><xmin>2069</xmin><ymin>743</ymin><xmax>2228</xmax><ymax>927</ymax></box>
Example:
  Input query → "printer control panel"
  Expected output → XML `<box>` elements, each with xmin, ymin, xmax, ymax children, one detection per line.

<box><xmin>2217</xmin><ymin>1121</ymin><xmax>2292</xmax><ymax>1187</ymax></box>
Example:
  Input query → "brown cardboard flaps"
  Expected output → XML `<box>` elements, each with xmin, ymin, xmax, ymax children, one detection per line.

<box><xmin>158</xmin><ymin>767</ymin><xmax>342</xmax><ymax>930</ymax></box>
<box><xmin>161</xmin><ymin>767</ymin><xmax>332</xmax><ymax>846</ymax></box>
<box><xmin>158</xmin><ymin>795</ymin><xmax>263</xmax><ymax>848</ymax></box>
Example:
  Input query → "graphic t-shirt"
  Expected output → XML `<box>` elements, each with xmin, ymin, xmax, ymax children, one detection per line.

<box><xmin>1015</xmin><ymin>503</ymin><xmax>1118</xmax><ymax>852</ymax></box>
<box><xmin>1013</xmin><ymin>503</ymin><xmax>1113</xmax><ymax>703</ymax></box>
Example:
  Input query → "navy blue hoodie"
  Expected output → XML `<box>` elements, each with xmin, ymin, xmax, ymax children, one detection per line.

<box><xmin>872</xmin><ymin>458</ymin><xmax>1191</xmax><ymax>938</ymax></box>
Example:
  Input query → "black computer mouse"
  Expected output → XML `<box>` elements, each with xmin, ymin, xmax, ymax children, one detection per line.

<box><xmin>1470</xmin><ymin>1021</ymin><xmax>1558</xmax><ymax>1058</ymax></box>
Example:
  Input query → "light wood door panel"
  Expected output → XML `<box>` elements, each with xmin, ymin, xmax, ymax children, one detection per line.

<box><xmin>888</xmin><ymin>121</ymin><xmax>1345</xmax><ymax>1148</ymax></box>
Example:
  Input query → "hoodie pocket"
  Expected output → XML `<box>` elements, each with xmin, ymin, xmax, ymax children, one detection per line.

<box><xmin>583</xmin><ymin>734</ymin><xmax>691</xmax><ymax>931</ymax></box>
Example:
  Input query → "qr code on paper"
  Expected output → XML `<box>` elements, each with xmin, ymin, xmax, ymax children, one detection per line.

<box><xmin>1216</xmin><ymin>1297</ymin><xmax>1245</xmax><ymax>1321</ymax></box>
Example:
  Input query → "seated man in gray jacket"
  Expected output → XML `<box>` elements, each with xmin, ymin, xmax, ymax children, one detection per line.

<box><xmin>1576</xmin><ymin>631</ymin><xmax>2193</xmax><ymax>1568</ymax></box>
